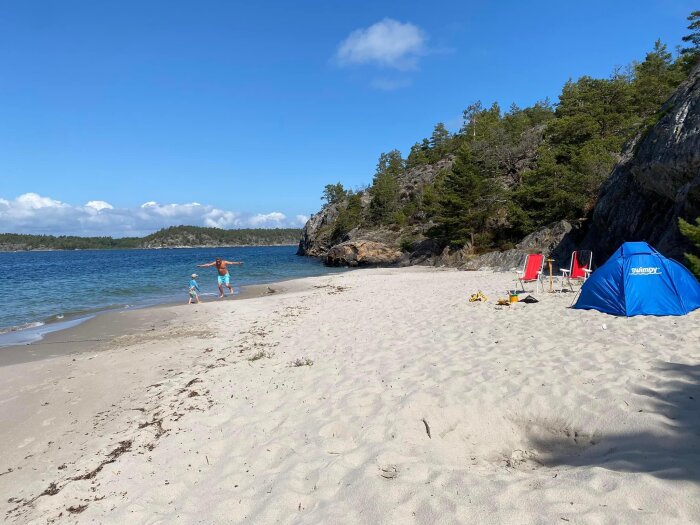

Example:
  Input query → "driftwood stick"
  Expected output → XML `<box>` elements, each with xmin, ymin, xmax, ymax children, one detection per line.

<box><xmin>421</xmin><ymin>418</ymin><xmax>432</xmax><ymax>439</ymax></box>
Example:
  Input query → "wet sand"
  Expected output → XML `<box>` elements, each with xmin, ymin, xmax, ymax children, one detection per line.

<box><xmin>0</xmin><ymin>280</ymin><xmax>299</xmax><ymax>367</ymax></box>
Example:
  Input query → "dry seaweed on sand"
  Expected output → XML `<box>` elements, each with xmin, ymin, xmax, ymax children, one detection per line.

<box><xmin>289</xmin><ymin>357</ymin><xmax>313</xmax><ymax>367</ymax></box>
<box><xmin>248</xmin><ymin>350</ymin><xmax>273</xmax><ymax>361</ymax></box>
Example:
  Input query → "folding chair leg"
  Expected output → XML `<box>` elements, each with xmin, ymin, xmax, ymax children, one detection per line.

<box><xmin>570</xmin><ymin>288</ymin><xmax>582</xmax><ymax>307</ymax></box>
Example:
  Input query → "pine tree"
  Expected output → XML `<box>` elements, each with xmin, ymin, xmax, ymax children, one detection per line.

<box><xmin>681</xmin><ymin>10</ymin><xmax>700</xmax><ymax>56</ymax></box>
<box><xmin>406</xmin><ymin>141</ymin><xmax>429</xmax><ymax>168</ymax></box>
<box><xmin>368</xmin><ymin>150</ymin><xmax>403</xmax><ymax>225</ymax></box>
<box><xmin>332</xmin><ymin>193</ymin><xmax>363</xmax><ymax>241</ymax></box>
<box><xmin>432</xmin><ymin>148</ymin><xmax>493</xmax><ymax>248</ymax></box>
<box><xmin>430</xmin><ymin>123</ymin><xmax>450</xmax><ymax>150</ymax></box>
<box><xmin>632</xmin><ymin>40</ymin><xmax>686</xmax><ymax>119</ymax></box>
<box><xmin>322</xmin><ymin>183</ymin><xmax>347</xmax><ymax>204</ymax></box>
<box><xmin>679</xmin><ymin>217</ymin><xmax>700</xmax><ymax>277</ymax></box>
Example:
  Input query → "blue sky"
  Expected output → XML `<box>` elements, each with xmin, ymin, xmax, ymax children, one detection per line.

<box><xmin>0</xmin><ymin>0</ymin><xmax>696</xmax><ymax>236</ymax></box>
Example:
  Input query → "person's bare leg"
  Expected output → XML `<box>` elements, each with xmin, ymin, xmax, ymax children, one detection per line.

<box><xmin>227</xmin><ymin>284</ymin><xmax>234</xmax><ymax>296</ymax></box>
<box><xmin>218</xmin><ymin>284</ymin><xmax>225</xmax><ymax>298</ymax></box>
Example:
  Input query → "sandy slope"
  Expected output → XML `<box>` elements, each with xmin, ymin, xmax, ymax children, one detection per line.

<box><xmin>1</xmin><ymin>267</ymin><xmax>700</xmax><ymax>524</ymax></box>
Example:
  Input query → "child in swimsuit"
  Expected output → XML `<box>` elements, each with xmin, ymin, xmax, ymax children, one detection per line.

<box><xmin>188</xmin><ymin>274</ymin><xmax>201</xmax><ymax>304</ymax></box>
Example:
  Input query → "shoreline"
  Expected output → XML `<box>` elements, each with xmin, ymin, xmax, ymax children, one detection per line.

<box><xmin>0</xmin><ymin>248</ymin><xmax>342</xmax><ymax>351</ymax></box>
<box><xmin>0</xmin><ymin>275</ymin><xmax>324</xmax><ymax>366</ymax></box>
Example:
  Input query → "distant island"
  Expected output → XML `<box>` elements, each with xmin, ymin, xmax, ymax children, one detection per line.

<box><xmin>0</xmin><ymin>226</ymin><xmax>301</xmax><ymax>251</ymax></box>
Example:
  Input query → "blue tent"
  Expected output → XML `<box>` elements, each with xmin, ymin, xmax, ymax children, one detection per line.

<box><xmin>573</xmin><ymin>241</ymin><xmax>700</xmax><ymax>316</ymax></box>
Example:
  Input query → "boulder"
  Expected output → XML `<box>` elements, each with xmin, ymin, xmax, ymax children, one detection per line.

<box><xmin>407</xmin><ymin>238</ymin><xmax>442</xmax><ymax>265</ymax></box>
<box><xmin>325</xmin><ymin>240</ymin><xmax>403</xmax><ymax>267</ymax></box>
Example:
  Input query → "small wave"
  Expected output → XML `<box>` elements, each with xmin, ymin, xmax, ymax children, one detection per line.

<box><xmin>0</xmin><ymin>321</ymin><xmax>45</xmax><ymax>335</ymax></box>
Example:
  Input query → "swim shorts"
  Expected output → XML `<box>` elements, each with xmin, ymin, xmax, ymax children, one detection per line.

<box><xmin>217</xmin><ymin>273</ymin><xmax>230</xmax><ymax>286</ymax></box>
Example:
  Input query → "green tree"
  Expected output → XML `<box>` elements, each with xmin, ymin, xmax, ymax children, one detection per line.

<box><xmin>430</xmin><ymin>122</ymin><xmax>451</xmax><ymax>151</ymax></box>
<box><xmin>516</xmin><ymin>73</ymin><xmax>638</xmax><ymax>225</ymax></box>
<box><xmin>681</xmin><ymin>10</ymin><xmax>700</xmax><ymax>56</ymax></box>
<box><xmin>632</xmin><ymin>40</ymin><xmax>686</xmax><ymax>120</ymax></box>
<box><xmin>431</xmin><ymin>148</ymin><xmax>495</xmax><ymax>248</ymax></box>
<box><xmin>461</xmin><ymin>101</ymin><xmax>483</xmax><ymax>139</ymax></box>
<box><xmin>679</xmin><ymin>217</ymin><xmax>700</xmax><ymax>277</ymax></box>
<box><xmin>322</xmin><ymin>182</ymin><xmax>347</xmax><ymax>204</ymax></box>
<box><xmin>406</xmin><ymin>141</ymin><xmax>430</xmax><ymax>168</ymax></box>
<box><xmin>368</xmin><ymin>150</ymin><xmax>404</xmax><ymax>225</ymax></box>
<box><xmin>332</xmin><ymin>193</ymin><xmax>363</xmax><ymax>241</ymax></box>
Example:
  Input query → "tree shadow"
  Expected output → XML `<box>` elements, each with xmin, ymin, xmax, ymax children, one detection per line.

<box><xmin>527</xmin><ymin>361</ymin><xmax>700</xmax><ymax>481</ymax></box>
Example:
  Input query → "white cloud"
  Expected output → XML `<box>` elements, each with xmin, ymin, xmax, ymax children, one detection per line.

<box><xmin>85</xmin><ymin>200</ymin><xmax>114</xmax><ymax>211</ymax></box>
<box><xmin>248</xmin><ymin>212</ymin><xmax>286</xmax><ymax>227</ymax></box>
<box><xmin>336</xmin><ymin>18</ymin><xmax>426</xmax><ymax>70</ymax></box>
<box><xmin>0</xmin><ymin>193</ymin><xmax>301</xmax><ymax>237</ymax></box>
<box><xmin>295</xmin><ymin>214</ymin><xmax>309</xmax><ymax>226</ymax></box>
<box><xmin>203</xmin><ymin>209</ymin><xmax>241</xmax><ymax>229</ymax></box>
<box><xmin>16</xmin><ymin>192</ymin><xmax>66</xmax><ymax>210</ymax></box>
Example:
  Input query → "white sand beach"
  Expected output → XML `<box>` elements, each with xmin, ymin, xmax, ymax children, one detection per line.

<box><xmin>2</xmin><ymin>266</ymin><xmax>700</xmax><ymax>524</ymax></box>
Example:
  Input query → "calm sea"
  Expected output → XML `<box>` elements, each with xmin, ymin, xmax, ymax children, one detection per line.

<box><xmin>0</xmin><ymin>246</ymin><xmax>343</xmax><ymax>346</ymax></box>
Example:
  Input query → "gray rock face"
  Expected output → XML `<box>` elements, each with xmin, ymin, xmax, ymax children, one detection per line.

<box><xmin>296</xmin><ymin>159</ymin><xmax>453</xmax><ymax>258</ymax></box>
<box><xmin>581</xmin><ymin>64</ymin><xmax>700</xmax><ymax>261</ymax></box>
<box><xmin>434</xmin><ymin>220</ymin><xmax>575</xmax><ymax>271</ymax></box>
<box><xmin>296</xmin><ymin>202</ymin><xmax>341</xmax><ymax>257</ymax></box>
<box><xmin>325</xmin><ymin>240</ymin><xmax>404</xmax><ymax>267</ymax></box>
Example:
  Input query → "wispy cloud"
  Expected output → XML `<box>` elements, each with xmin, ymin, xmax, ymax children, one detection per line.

<box><xmin>335</xmin><ymin>18</ymin><xmax>426</xmax><ymax>71</ymax></box>
<box><xmin>0</xmin><ymin>193</ymin><xmax>298</xmax><ymax>237</ymax></box>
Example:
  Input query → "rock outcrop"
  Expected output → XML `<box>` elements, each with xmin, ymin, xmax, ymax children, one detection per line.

<box><xmin>463</xmin><ymin>220</ymin><xmax>576</xmax><ymax>270</ymax></box>
<box><xmin>296</xmin><ymin>202</ymin><xmax>341</xmax><ymax>257</ymax></box>
<box><xmin>580</xmin><ymin>64</ymin><xmax>700</xmax><ymax>261</ymax></box>
<box><xmin>297</xmin><ymin>158</ymin><xmax>453</xmax><ymax>258</ymax></box>
<box><xmin>417</xmin><ymin>220</ymin><xmax>575</xmax><ymax>271</ymax></box>
<box><xmin>325</xmin><ymin>240</ymin><xmax>404</xmax><ymax>267</ymax></box>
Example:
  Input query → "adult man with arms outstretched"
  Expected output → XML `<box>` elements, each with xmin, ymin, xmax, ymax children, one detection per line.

<box><xmin>197</xmin><ymin>257</ymin><xmax>244</xmax><ymax>298</ymax></box>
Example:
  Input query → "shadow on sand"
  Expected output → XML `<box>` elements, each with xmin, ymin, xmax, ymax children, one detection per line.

<box><xmin>527</xmin><ymin>361</ymin><xmax>700</xmax><ymax>481</ymax></box>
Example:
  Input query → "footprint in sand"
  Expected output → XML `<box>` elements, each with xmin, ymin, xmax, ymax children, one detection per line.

<box><xmin>42</xmin><ymin>417</ymin><xmax>56</xmax><ymax>427</ymax></box>
<box><xmin>378</xmin><ymin>465</ymin><xmax>398</xmax><ymax>479</ymax></box>
<box><xmin>17</xmin><ymin>437</ymin><xmax>35</xmax><ymax>449</ymax></box>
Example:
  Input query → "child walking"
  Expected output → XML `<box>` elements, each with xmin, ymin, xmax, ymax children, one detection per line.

<box><xmin>188</xmin><ymin>273</ymin><xmax>201</xmax><ymax>304</ymax></box>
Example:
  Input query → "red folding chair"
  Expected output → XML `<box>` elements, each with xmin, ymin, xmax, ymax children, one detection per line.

<box><xmin>560</xmin><ymin>250</ymin><xmax>593</xmax><ymax>291</ymax></box>
<box><xmin>516</xmin><ymin>253</ymin><xmax>544</xmax><ymax>293</ymax></box>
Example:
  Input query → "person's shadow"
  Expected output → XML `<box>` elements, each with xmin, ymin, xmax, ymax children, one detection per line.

<box><xmin>527</xmin><ymin>361</ymin><xmax>700</xmax><ymax>481</ymax></box>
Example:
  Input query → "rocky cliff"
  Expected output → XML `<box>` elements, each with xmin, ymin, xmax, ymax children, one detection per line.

<box><xmin>298</xmin><ymin>63</ymin><xmax>699</xmax><ymax>270</ymax></box>
<box><xmin>580</xmin><ymin>64</ymin><xmax>700</xmax><ymax>261</ymax></box>
<box><xmin>297</xmin><ymin>158</ymin><xmax>454</xmax><ymax>261</ymax></box>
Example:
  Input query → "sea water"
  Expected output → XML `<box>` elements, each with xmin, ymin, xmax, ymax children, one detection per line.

<box><xmin>0</xmin><ymin>246</ymin><xmax>344</xmax><ymax>346</ymax></box>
